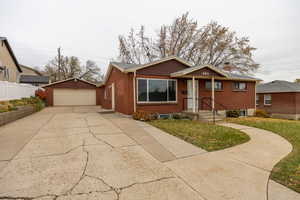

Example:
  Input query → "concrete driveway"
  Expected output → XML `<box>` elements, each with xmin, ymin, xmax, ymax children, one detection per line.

<box><xmin>0</xmin><ymin>106</ymin><xmax>298</xmax><ymax>200</ymax></box>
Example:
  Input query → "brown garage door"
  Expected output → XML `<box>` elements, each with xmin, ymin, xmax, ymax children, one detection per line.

<box><xmin>53</xmin><ymin>89</ymin><xmax>96</xmax><ymax>106</ymax></box>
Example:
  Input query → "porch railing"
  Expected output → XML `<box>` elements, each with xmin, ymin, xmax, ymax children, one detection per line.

<box><xmin>183</xmin><ymin>97</ymin><xmax>227</xmax><ymax>123</ymax></box>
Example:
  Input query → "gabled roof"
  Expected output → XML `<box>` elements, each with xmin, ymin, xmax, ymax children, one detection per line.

<box><xmin>170</xmin><ymin>64</ymin><xmax>259</xmax><ymax>81</ymax></box>
<box><xmin>257</xmin><ymin>80</ymin><xmax>300</xmax><ymax>93</ymax></box>
<box><xmin>20</xmin><ymin>65</ymin><xmax>42</xmax><ymax>76</ymax></box>
<box><xmin>19</xmin><ymin>75</ymin><xmax>49</xmax><ymax>84</ymax></box>
<box><xmin>103</xmin><ymin>56</ymin><xmax>193</xmax><ymax>85</ymax></box>
<box><xmin>103</xmin><ymin>56</ymin><xmax>260</xmax><ymax>85</ymax></box>
<box><xmin>42</xmin><ymin>77</ymin><xmax>97</xmax><ymax>88</ymax></box>
<box><xmin>171</xmin><ymin>64</ymin><xmax>228</xmax><ymax>77</ymax></box>
<box><xmin>0</xmin><ymin>37</ymin><xmax>22</xmax><ymax>72</ymax></box>
<box><xmin>124</xmin><ymin>56</ymin><xmax>193</xmax><ymax>72</ymax></box>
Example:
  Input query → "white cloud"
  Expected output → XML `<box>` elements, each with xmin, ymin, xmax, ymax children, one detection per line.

<box><xmin>1</xmin><ymin>0</ymin><xmax>299</xmax><ymax>81</ymax></box>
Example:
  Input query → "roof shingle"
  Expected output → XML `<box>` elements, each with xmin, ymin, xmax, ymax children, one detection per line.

<box><xmin>257</xmin><ymin>80</ymin><xmax>300</xmax><ymax>93</ymax></box>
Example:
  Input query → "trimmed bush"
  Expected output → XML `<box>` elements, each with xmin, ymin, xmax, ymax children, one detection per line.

<box><xmin>172</xmin><ymin>113</ymin><xmax>182</xmax><ymax>119</ymax></box>
<box><xmin>132</xmin><ymin>110</ymin><xmax>158</xmax><ymax>121</ymax></box>
<box><xmin>255</xmin><ymin>109</ymin><xmax>270</xmax><ymax>118</ymax></box>
<box><xmin>226</xmin><ymin>110</ymin><xmax>240</xmax><ymax>118</ymax></box>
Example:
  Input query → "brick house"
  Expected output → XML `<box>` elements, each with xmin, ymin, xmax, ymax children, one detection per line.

<box><xmin>99</xmin><ymin>56</ymin><xmax>260</xmax><ymax>117</ymax></box>
<box><xmin>256</xmin><ymin>80</ymin><xmax>300</xmax><ymax>120</ymax></box>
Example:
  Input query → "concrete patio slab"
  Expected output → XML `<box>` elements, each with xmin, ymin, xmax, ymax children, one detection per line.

<box><xmin>34</xmin><ymin>127</ymin><xmax>90</xmax><ymax>139</ymax></box>
<box><xmin>95</xmin><ymin>134</ymin><xmax>137</xmax><ymax>147</ymax></box>
<box><xmin>143</xmin><ymin>125</ymin><xmax>206</xmax><ymax>158</ymax></box>
<box><xmin>15</xmin><ymin>134</ymin><xmax>105</xmax><ymax>159</ymax></box>
<box><xmin>120</xmin><ymin>178</ymin><xmax>204</xmax><ymax>200</ymax></box>
<box><xmin>0</xmin><ymin>161</ymin><xmax>8</xmax><ymax>173</ymax></box>
<box><xmin>85</xmin><ymin>145</ymin><xmax>174</xmax><ymax>188</ymax></box>
<box><xmin>89</xmin><ymin>125</ymin><xmax>123</xmax><ymax>135</ymax></box>
<box><xmin>56</xmin><ymin>191</ymin><xmax>118</xmax><ymax>200</ymax></box>
<box><xmin>105</xmin><ymin>117</ymin><xmax>177</xmax><ymax>162</ymax></box>
<box><xmin>166</xmin><ymin>152</ymin><xmax>270</xmax><ymax>200</ymax></box>
<box><xmin>71</xmin><ymin>176</ymin><xmax>111</xmax><ymax>194</ymax></box>
<box><xmin>0</xmin><ymin>113</ymin><xmax>54</xmax><ymax>161</ymax></box>
<box><xmin>0</xmin><ymin>107</ymin><xmax>296</xmax><ymax>200</ymax></box>
<box><xmin>268</xmin><ymin>180</ymin><xmax>300</xmax><ymax>200</ymax></box>
<box><xmin>0</xmin><ymin>148</ymin><xmax>86</xmax><ymax>198</ymax></box>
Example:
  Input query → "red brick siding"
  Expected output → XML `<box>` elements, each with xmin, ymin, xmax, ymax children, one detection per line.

<box><xmin>257</xmin><ymin>92</ymin><xmax>297</xmax><ymax>114</ymax></box>
<box><xmin>297</xmin><ymin>93</ymin><xmax>300</xmax><ymax>114</ymax></box>
<box><xmin>43</xmin><ymin>79</ymin><xmax>98</xmax><ymax>106</ymax></box>
<box><xmin>101</xmin><ymin>67</ymin><xmax>133</xmax><ymax>115</ymax></box>
<box><xmin>198</xmin><ymin>80</ymin><xmax>256</xmax><ymax>110</ymax></box>
<box><xmin>136</xmin><ymin>60</ymin><xmax>189</xmax><ymax>76</ymax></box>
<box><xmin>100</xmin><ymin>60</ymin><xmax>256</xmax><ymax>115</ymax></box>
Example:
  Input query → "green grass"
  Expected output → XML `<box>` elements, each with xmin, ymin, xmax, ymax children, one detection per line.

<box><xmin>148</xmin><ymin>119</ymin><xmax>250</xmax><ymax>151</ymax></box>
<box><xmin>227</xmin><ymin>117</ymin><xmax>300</xmax><ymax>193</ymax></box>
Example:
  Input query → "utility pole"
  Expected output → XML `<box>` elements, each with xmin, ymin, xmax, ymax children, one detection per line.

<box><xmin>57</xmin><ymin>47</ymin><xmax>61</xmax><ymax>81</ymax></box>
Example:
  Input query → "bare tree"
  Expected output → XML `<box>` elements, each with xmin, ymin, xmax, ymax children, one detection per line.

<box><xmin>118</xmin><ymin>12</ymin><xmax>259</xmax><ymax>74</ymax></box>
<box><xmin>43</xmin><ymin>52</ymin><xmax>103</xmax><ymax>83</ymax></box>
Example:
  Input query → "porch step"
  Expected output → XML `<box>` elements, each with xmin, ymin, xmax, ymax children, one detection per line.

<box><xmin>182</xmin><ymin>110</ymin><xmax>226</xmax><ymax>122</ymax></box>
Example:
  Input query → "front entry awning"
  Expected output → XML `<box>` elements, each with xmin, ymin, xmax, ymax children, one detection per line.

<box><xmin>170</xmin><ymin>64</ymin><xmax>228</xmax><ymax>78</ymax></box>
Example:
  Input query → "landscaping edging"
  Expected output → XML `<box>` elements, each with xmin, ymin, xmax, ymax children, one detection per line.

<box><xmin>0</xmin><ymin>106</ymin><xmax>36</xmax><ymax>126</ymax></box>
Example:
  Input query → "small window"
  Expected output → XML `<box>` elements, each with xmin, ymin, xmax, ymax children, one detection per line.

<box><xmin>256</xmin><ymin>95</ymin><xmax>259</xmax><ymax>105</ymax></box>
<box><xmin>240</xmin><ymin>110</ymin><xmax>247</xmax><ymax>116</ymax></box>
<box><xmin>205</xmin><ymin>81</ymin><xmax>222</xmax><ymax>90</ymax></box>
<box><xmin>233</xmin><ymin>82</ymin><xmax>247</xmax><ymax>90</ymax></box>
<box><xmin>264</xmin><ymin>94</ymin><xmax>272</xmax><ymax>105</ymax></box>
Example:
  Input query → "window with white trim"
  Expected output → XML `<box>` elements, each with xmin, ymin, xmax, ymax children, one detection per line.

<box><xmin>137</xmin><ymin>78</ymin><xmax>177</xmax><ymax>103</ymax></box>
<box><xmin>205</xmin><ymin>81</ymin><xmax>223</xmax><ymax>90</ymax></box>
<box><xmin>264</xmin><ymin>94</ymin><xmax>272</xmax><ymax>105</ymax></box>
<box><xmin>233</xmin><ymin>82</ymin><xmax>247</xmax><ymax>90</ymax></box>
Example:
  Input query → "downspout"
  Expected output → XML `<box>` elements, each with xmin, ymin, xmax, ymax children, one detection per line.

<box><xmin>212</xmin><ymin>76</ymin><xmax>215</xmax><ymax>124</ymax></box>
<box><xmin>254</xmin><ymin>80</ymin><xmax>257</xmax><ymax>114</ymax></box>
<box><xmin>211</xmin><ymin>76</ymin><xmax>215</xmax><ymax>111</ymax></box>
<box><xmin>192</xmin><ymin>76</ymin><xmax>196</xmax><ymax>113</ymax></box>
<box><xmin>133</xmin><ymin>71</ymin><xmax>136</xmax><ymax>113</ymax></box>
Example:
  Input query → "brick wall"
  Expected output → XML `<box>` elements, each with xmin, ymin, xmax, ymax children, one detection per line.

<box><xmin>257</xmin><ymin>92</ymin><xmax>297</xmax><ymax>114</ymax></box>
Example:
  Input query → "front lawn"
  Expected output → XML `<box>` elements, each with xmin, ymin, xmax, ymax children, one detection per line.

<box><xmin>148</xmin><ymin>119</ymin><xmax>250</xmax><ymax>151</ymax></box>
<box><xmin>227</xmin><ymin>117</ymin><xmax>300</xmax><ymax>193</ymax></box>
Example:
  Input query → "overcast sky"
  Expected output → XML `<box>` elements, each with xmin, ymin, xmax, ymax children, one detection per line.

<box><xmin>1</xmin><ymin>0</ymin><xmax>299</xmax><ymax>82</ymax></box>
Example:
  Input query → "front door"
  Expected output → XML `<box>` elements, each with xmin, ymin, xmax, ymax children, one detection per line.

<box><xmin>187</xmin><ymin>80</ymin><xmax>199</xmax><ymax>111</ymax></box>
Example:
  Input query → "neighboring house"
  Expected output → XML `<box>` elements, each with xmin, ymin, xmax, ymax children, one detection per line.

<box><xmin>0</xmin><ymin>37</ymin><xmax>22</xmax><ymax>82</ymax></box>
<box><xmin>98</xmin><ymin>56</ymin><xmax>260</xmax><ymax>116</ymax></box>
<box><xmin>256</xmin><ymin>80</ymin><xmax>300</xmax><ymax>120</ymax></box>
<box><xmin>19</xmin><ymin>65</ymin><xmax>49</xmax><ymax>86</ymax></box>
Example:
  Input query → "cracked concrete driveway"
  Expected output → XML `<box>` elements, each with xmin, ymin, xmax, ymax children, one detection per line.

<box><xmin>0</xmin><ymin>106</ymin><xmax>298</xmax><ymax>200</ymax></box>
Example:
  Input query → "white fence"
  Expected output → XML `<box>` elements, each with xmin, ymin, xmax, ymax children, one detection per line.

<box><xmin>0</xmin><ymin>81</ymin><xmax>42</xmax><ymax>101</ymax></box>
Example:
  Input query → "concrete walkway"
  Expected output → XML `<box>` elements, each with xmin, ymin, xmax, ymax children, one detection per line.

<box><xmin>165</xmin><ymin>122</ymin><xmax>294</xmax><ymax>200</ymax></box>
<box><xmin>0</xmin><ymin>107</ymin><xmax>298</xmax><ymax>200</ymax></box>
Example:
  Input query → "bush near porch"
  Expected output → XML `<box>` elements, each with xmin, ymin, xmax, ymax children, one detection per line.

<box><xmin>149</xmin><ymin>119</ymin><xmax>250</xmax><ymax>151</ymax></box>
<box><xmin>227</xmin><ymin>117</ymin><xmax>300</xmax><ymax>193</ymax></box>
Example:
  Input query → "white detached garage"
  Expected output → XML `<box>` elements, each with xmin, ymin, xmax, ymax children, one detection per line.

<box><xmin>43</xmin><ymin>78</ymin><xmax>99</xmax><ymax>106</ymax></box>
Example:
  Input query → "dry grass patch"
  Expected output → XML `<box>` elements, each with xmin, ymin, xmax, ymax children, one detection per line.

<box><xmin>148</xmin><ymin>119</ymin><xmax>250</xmax><ymax>151</ymax></box>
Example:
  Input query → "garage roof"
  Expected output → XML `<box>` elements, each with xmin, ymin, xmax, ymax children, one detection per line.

<box><xmin>43</xmin><ymin>78</ymin><xmax>97</xmax><ymax>88</ymax></box>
